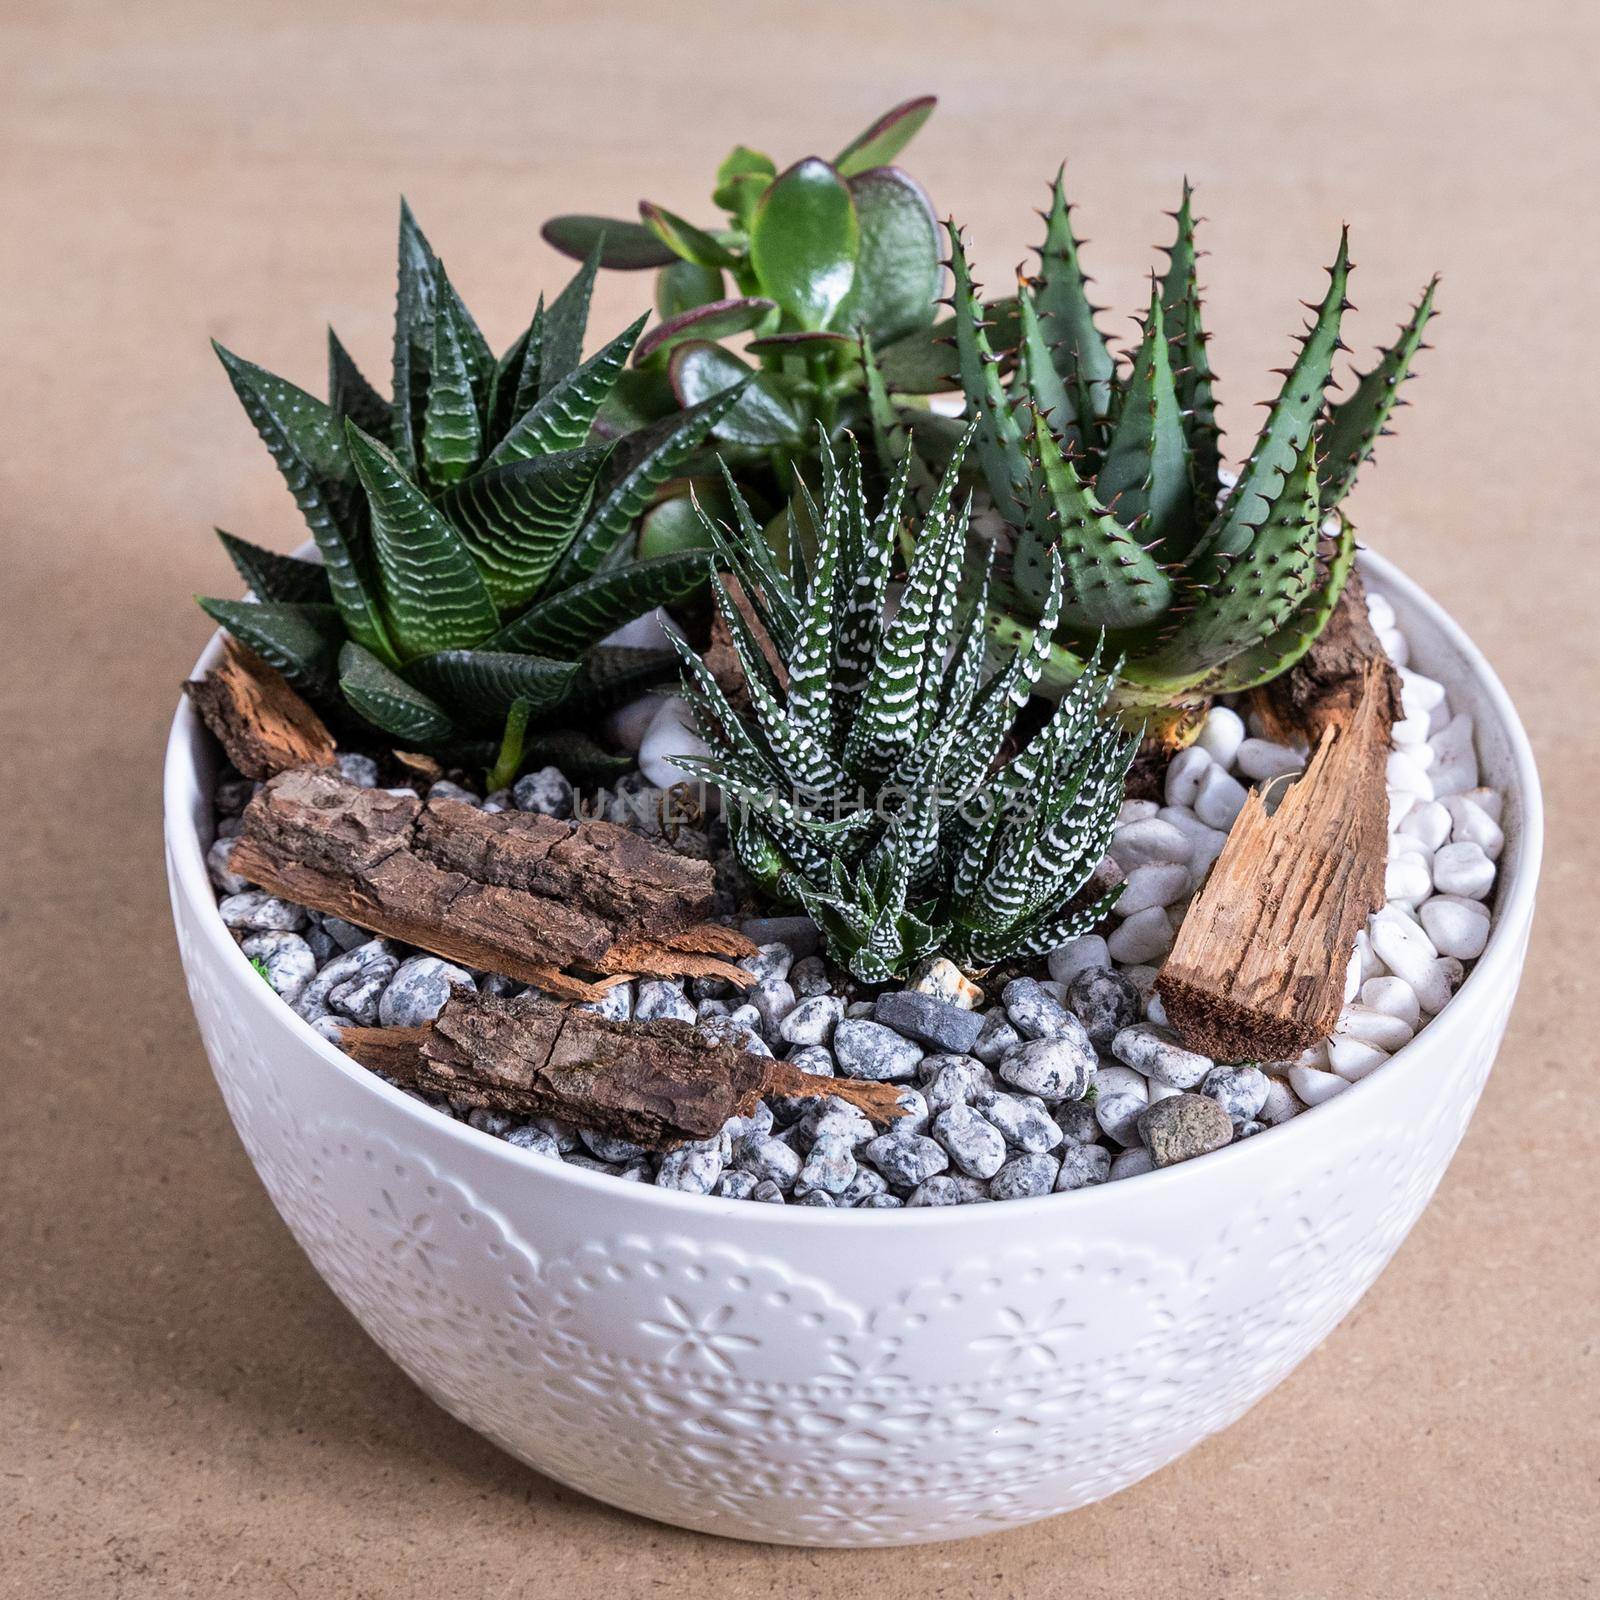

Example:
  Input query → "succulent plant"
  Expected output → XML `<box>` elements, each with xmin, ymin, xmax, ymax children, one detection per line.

<box><xmin>672</xmin><ymin>432</ymin><xmax>1135</xmax><ymax>982</ymax></box>
<box><xmin>876</xmin><ymin>174</ymin><xmax>1437</xmax><ymax>737</ymax></box>
<box><xmin>199</xmin><ymin>203</ymin><xmax>746</xmax><ymax>779</ymax></box>
<box><xmin>541</xmin><ymin>97</ymin><xmax>978</xmax><ymax>553</ymax></box>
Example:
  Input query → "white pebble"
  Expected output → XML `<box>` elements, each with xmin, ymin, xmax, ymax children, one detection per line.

<box><xmin>1361</xmin><ymin>976</ymin><xmax>1421</xmax><ymax>1027</ymax></box>
<box><xmin>1369</xmin><ymin>905</ymin><xmax>1439</xmax><ymax>988</ymax></box>
<box><xmin>1389</xmin><ymin>708</ymin><xmax>1431</xmax><ymax>747</ymax></box>
<box><xmin>1164</xmin><ymin>745</ymin><xmax>1213</xmax><ymax>808</ymax></box>
<box><xmin>1459</xmin><ymin>786</ymin><xmax>1503</xmax><ymax>825</ymax></box>
<box><xmin>1367</xmin><ymin>591</ymin><xmax>1397</xmax><ymax>631</ymax></box>
<box><xmin>1109</xmin><ymin>817</ymin><xmax>1192</xmax><ymax>870</ymax></box>
<box><xmin>1327</xmin><ymin>1036</ymin><xmax>1391</xmax><ymax>1082</ymax></box>
<box><xmin>1093</xmin><ymin>1065</ymin><xmax>1150</xmax><ymax>1146</ymax></box>
<box><xmin>1193</xmin><ymin>765</ymin><xmax>1248</xmax><ymax>830</ymax></box>
<box><xmin>1343</xmin><ymin>945</ymin><xmax>1364</xmax><ymax>1004</ymax></box>
<box><xmin>1106</xmin><ymin>907</ymin><xmax>1175</xmax><ymax>965</ymax></box>
<box><xmin>1110</xmin><ymin>1147</ymin><xmax>1156</xmax><ymax>1181</ymax></box>
<box><xmin>1419</xmin><ymin>896</ymin><xmax>1491</xmax><ymax>960</ymax></box>
<box><xmin>1427</xmin><ymin>713</ymin><xmax>1477</xmax><ymax>798</ymax></box>
<box><xmin>1386</xmin><ymin>749</ymin><xmax>1434</xmax><ymax>801</ymax></box>
<box><xmin>1195</xmin><ymin>705</ymin><xmax>1246</xmax><ymax>768</ymax></box>
<box><xmin>1400</xmin><ymin>800</ymin><xmax>1453</xmax><ymax>851</ymax></box>
<box><xmin>1116</xmin><ymin>862</ymin><xmax>1191</xmax><ymax>916</ymax></box>
<box><xmin>1046</xmin><ymin>934</ymin><xmax>1111</xmax><ymax>988</ymax></box>
<box><xmin>1289</xmin><ymin>1064</ymin><xmax>1352</xmax><ymax>1106</ymax></box>
<box><xmin>1337</xmin><ymin>1004</ymin><xmax>1415</xmax><ymax>1053</ymax></box>
<box><xmin>1398</xmin><ymin>668</ymin><xmax>1446</xmax><ymax>716</ymax></box>
<box><xmin>1443</xmin><ymin>795</ymin><xmax>1504</xmax><ymax>861</ymax></box>
<box><xmin>1145</xmin><ymin>989</ymin><xmax>1169</xmax><ymax>1026</ymax></box>
<box><xmin>1117</xmin><ymin>798</ymin><xmax>1159</xmax><ymax>826</ymax></box>
<box><xmin>1377</xmin><ymin>626</ymin><xmax>1409</xmax><ymax>667</ymax></box>
<box><xmin>1235</xmin><ymin>738</ymin><xmax>1306</xmax><ymax>782</ymax></box>
<box><xmin>638</xmin><ymin>696</ymin><xmax>711</xmax><ymax>789</ymax></box>
<box><xmin>1157</xmin><ymin>806</ymin><xmax>1230</xmax><ymax>876</ymax></box>
<box><xmin>1431</xmin><ymin>840</ymin><xmax>1495</xmax><ymax>900</ymax></box>
<box><xmin>1384</xmin><ymin>854</ymin><xmax>1433</xmax><ymax>907</ymax></box>
<box><xmin>605</xmin><ymin>692</ymin><xmax>669</xmax><ymax>754</ymax></box>
<box><xmin>1387</xmin><ymin>790</ymin><xmax>1418</xmax><ymax>831</ymax></box>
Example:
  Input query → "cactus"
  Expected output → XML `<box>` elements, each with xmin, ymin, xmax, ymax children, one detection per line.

<box><xmin>672</xmin><ymin>432</ymin><xmax>1135</xmax><ymax>982</ymax></box>
<box><xmin>198</xmin><ymin>202</ymin><xmax>743</xmax><ymax>778</ymax></box>
<box><xmin>896</xmin><ymin>173</ymin><xmax>1437</xmax><ymax>737</ymax></box>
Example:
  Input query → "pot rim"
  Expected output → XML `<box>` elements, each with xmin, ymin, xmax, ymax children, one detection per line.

<box><xmin>165</xmin><ymin>547</ymin><xmax>1544</xmax><ymax>1228</ymax></box>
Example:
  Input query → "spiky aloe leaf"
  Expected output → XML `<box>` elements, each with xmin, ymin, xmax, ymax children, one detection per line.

<box><xmin>488</xmin><ymin>551</ymin><xmax>707</xmax><ymax>659</ymax></box>
<box><xmin>857</xmin><ymin>337</ymin><xmax>934</xmax><ymax>498</ymax></box>
<box><xmin>874</xmin><ymin>296</ymin><xmax>1019</xmax><ymax>394</ymax></box>
<box><xmin>1318</xmin><ymin>276</ymin><xmax>1438</xmax><ymax>509</ymax></box>
<box><xmin>834</xmin><ymin>95</ymin><xmax>937</xmax><ymax>178</ymax></box>
<box><xmin>213</xmin><ymin>341</ymin><xmax>392</xmax><ymax>664</ymax></box>
<box><xmin>1193</xmin><ymin>229</ymin><xmax>1350</xmax><ymax>567</ymax></box>
<box><xmin>1015</xmin><ymin>410</ymin><xmax>1172</xmax><ymax>632</ymax></box>
<box><xmin>436</xmin><ymin>444</ymin><xmax>610</xmax><ymax>613</ymax></box>
<box><xmin>215</xmin><ymin>530</ymin><xmax>332</xmax><ymax>605</ymax></box>
<box><xmin>404</xmin><ymin>649</ymin><xmax>580</xmax><ymax>733</ymax></box>
<box><xmin>338</xmin><ymin>640</ymin><xmax>454</xmax><ymax>742</ymax></box>
<box><xmin>548</xmin><ymin>386</ymin><xmax>746</xmax><ymax>588</ymax></box>
<box><xmin>484</xmin><ymin>315</ymin><xmax>646</xmax><ymax>469</ymax></box>
<box><xmin>539</xmin><ymin>241</ymin><xmax>603</xmax><ymax>398</ymax></box>
<box><xmin>1141</xmin><ymin>430</ymin><xmax>1322</xmax><ymax>681</ymax></box>
<box><xmin>1014</xmin><ymin>281</ymin><xmax>1076</xmax><ymax>449</ymax></box>
<box><xmin>197</xmin><ymin>598</ymin><xmax>344</xmax><ymax>700</ymax></box>
<box><xmin>1095</xmin><ymin>278</ymin><xmax>1194</xmax><ymax>556</ymax></box>
<box><xmin>344</xmin><ymin>422</ymin><xmax>499</xmax><ymax>662</ymax></box>
<box><xmin>784</xmin><ymin>437</ymin><xmax>843</xmax><ymax>752</ymax></box>
<box><xmin>948</xmin><ymin>223</ymin><xmax>1029</xmax><ymax>518</ymax></box>
<box><xmin>327</xmin><ymin>330</ymin><xmax>390</xmax><ymax>439</ymax></box>
<box><xmin>1206</xmin><ymin>513</ymin><xmax>1358</xmax><ymax>694</ymax></box>
<box><xmin>1158</xmin><ymin>181</ymin><xmax>1222</xmax><ymax>506</ymax></box>
<box><xmin>1034</xmin><ymin>167</ymin><xmax>1117</xmax><ymax>434</ymax></box>
<box><xmin>422</xmin><ymin>261</ymin><xmax>486</xmax><ymax>488</ymax></box>
<box><xmin>391</xmin><ymin>201</ymin><xmax>440</xmax><ymax>474</ymax></box>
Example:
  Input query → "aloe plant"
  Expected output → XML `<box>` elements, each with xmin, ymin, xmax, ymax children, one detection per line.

<box><xmin>877</xmin><ymin>175</ymin><xmax>1437</xmax><ymax>738</ymax></box>
<box><xmin>673</xmin><ymin>432</ymin><xmax>1135</xmax><ymax>982</ymax></box>
<box><xmin>199</xmin><ymin>202</ymin><xmax>745</xmax><ymax>778</ymax></box>
<box><xmin>542</xmin><ymin>97</ymin><xmax>999</xmax><ymax>556</ymax></box>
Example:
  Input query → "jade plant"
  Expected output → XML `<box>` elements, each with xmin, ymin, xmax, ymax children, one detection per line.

<box><xmin>541</xmin><ymin>97</ymin><xmax>964</xmax><ymax>553</ymax></box>
<box><xmin>672</xmin><ymin>432</ymin><xmax>1136</xmax><ymax>982</ymax></box>
<box><xmin>200</xmin><ymin>203</ymin><xmax>746</xmax><ymax>780</ymax></box>
<box><xmin>877</xmin><ymin>175</ymin><xmax>1436</xmax><ymax>738</ymax></box>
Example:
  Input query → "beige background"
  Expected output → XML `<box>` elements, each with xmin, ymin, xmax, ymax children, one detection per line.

<box><xmin>3</xmin><ymin>1</ymin><xmax>1596</xmax><ymax>1594</ymax></box>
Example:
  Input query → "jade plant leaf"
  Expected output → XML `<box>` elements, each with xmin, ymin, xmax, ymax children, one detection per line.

<box><xmin>345</xmin><ymin>422</ymin><xmax>499</xmax><ymax>661</ymax></box>
<box><xmin>539</xmin><ymin>214</ymin><xmax>678</xmax><ymax>270</ymax></box>
<box><xmin>638</xmin><ymin>202</ymin><xmax>738</xmax><ymax>270</ymax></box>
<box><xmin>215</xmin><ymin>530</ymin><xmax>332</xmax><ymax>605</ymax></box>
<box><xmin>712</xmin><ymin>145</ymin><xmax>777</xmax><ymax>225</ymax></box>
<box><xmin>337</xmin><ymin>640</ymin><xmax>455</xmax><ymax>742</ymax></box>
<box><xmin>834</xmin><ymin>167</ymin><xmax>940</xmax><ymax>345</ymax></box>
<box><xmin>655</xmin><ymin>259</ymin><xmax>727</xmax><ymax>320</ymax></box>
<box><xmin>834</xmin><ymin>95</ymin><xmax>937</xmax><ymax>179</ymax></box>
<box><xmin>404</xmin><ymin>649</ymin><xmax>581</xmax><ymax>733</ymax></box>
<box><xmin>875</xmin><ymin>297</ymin><xmax>1019</xmax><ymax>394</ymax></box>
<box><xmin>670</xmin><ymin>341</ymin><xmax>806</xmax><ymax>448</ymax></box>
<box><xmin>196</xmin><ymin>598</ymin><xmax>344</xmax><ymax>700</ymax></box>
<box><xmin>634</xmin><ymin>297</ymin><xmax>777</xmax><ymax>366</ymax></box>
<box><xmin>749</xmin><ymin>159</ymin><xmax>859</xmax><ymax>332</ymax></box>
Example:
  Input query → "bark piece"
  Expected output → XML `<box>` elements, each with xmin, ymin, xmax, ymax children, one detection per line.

<box><xmin>1156</xmin><ymin>661</ymin><xmax>1392</xmax><ymax>1062</ymax></box>
<box><xmin>229</xmin><ymin>767</ymin><xmax>754</xmax><ymax>1000</ymax></box>
<box><xmin>185</xmin><ymin>638</ymin><xmax>335</xmax><ymax>780</ymax></box>
<box><xmin>1250</xmin><ymin>570</ymin><xmax>1404</xmax><ymax>742</ymax></box>
<box><xmin>341</xmin><ymin>992</ymin><xmax>905</xmax><ymax>1148</ymax></box>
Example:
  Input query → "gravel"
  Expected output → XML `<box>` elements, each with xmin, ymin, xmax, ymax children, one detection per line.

<box><xmin>206</xmin><ymin>590</ymin><xmax>1503</xmax><ymax>1207</ymax></box>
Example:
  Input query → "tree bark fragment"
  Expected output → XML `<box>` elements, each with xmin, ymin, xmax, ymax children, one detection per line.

<box><xmin>341</xmin><ymin>992</ymin><xmax>905</xmax><ymax>1147</ymax></box>
<box><xmin>185</xmin><ymin>638</ymin><xmax>335</xmax><ymax>779</ymax></box>
<box><xmin>1156</xmin><ymin>661</ymin><xmax>1393</xmax><ymax>1062</ymax></box>
<box><xmin>229</xmin><ymin>767</ymin><xmax>755</xmax><ymax>1000</ymax></box>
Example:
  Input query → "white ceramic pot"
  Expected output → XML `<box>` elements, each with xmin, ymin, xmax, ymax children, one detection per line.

<box><xmin>164</xmin><ymin>552</ymin><xmax>1541</xmax><ymax>1547</ymax></box>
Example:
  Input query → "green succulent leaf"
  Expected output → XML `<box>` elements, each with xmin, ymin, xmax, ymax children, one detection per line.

<box><xmin>212</xmin><ymin>341</ymin><xmax>392</xmax><ymax>663</ymax></box>
<box><xmin>197</xmin><ymin>598</ymin><xmax>344</xmax><ymax>700</ymax></box>
<box><xmin>489</xmin><ymin>298</ymin><xmax>544</xmax><ymax>442</ymax></box>
<box><xmin>634</xmin><ymin>297</ymin><xmax>777</xmax><ymax>366</ymax></box>
<box><xmin>1014</xmin><ymin>281</ymin><xmax>1077</xmax><ymax>447</ymax></box>
<box><xmin>404</xmin><ymin>649</ymin><xmax>581</xmax><ymax>733</ymax></box>
<box><xmin>391</xmin><ymin>200</ymin><xmax>440</xmax><ymax>474</ymax></box>
<box><xmin>748</xmin><ymin>159</ymin><xmax>859</xmax><ymax>332</ymax></box>
<box><xmin>712</xmin><ymin>145</ymin><xmax>777</xmax><ymax>225</ymax></box>
<box><xmin>1095</xmin><ymin>278</ymin><xmax>1195</xmax><ymax>557</ymax></box>
<box><xmin>566</xmin><ymin>645</ymin><xmax>679</xmax><ymax>711</ymax></box>
<box><xmin>834</xmin><ymin>94</ymin><xmax>937</xmax><ymax>179</ymax></box>
<box><xmin>539</xmin><ymin>214</ymin><xmax>678</xmax><ymax>270</ymax></box>
<box><xmin>421</xmin><ymin>261</ymin><xmax>486</xmax><ymax>488</ymax></box>
<box><xmin>669</xmin><ymin>341</ymin><xmax>806</xmax><ymax>448</ymax></box>
<box><xmin>1034</xmin><ymin>167</ymin><xmax>1117</xmax><ymax>434</ymax></box>
<box><xmin>1318</xmin><ymin>276</ymin><xmax>1438</xmax><ymax>509</ymax></box>
<box><xmin>489</xmin><ymin>551</ymin><xmax>708</xmax><ymax>659</ymax></box>
<box><xmin>638</xmin><ymin>202</ymin><xmax>738</xmax><ymax>270</ymax></box>
<box><xmin>834</xmin><ymin>167</ymin><xmax>940</xmax><ymax>345</ymax></box>
<box><xmin>635</xmin><ymin>474</ymin><xmax>733</xmax><ymax>560</ymax></box>
<box><xmin>338</xmin><ymin>640</ymin><xmax>455</xmax><ymax>743</ymax></box>
<box><xmin>215</xmin><ymin>530</ymin><xmax>332</xmax><ymax>605</ymax></box>
<box><xmin>327</xmin><ymin>330</ymin><xmax>391</xmax><ymax>439</ymax></box>
<box><xmin>746</xmin><ymin>330</ymin><xmax>854</xmax><ymax>359</ymax></box>
<box><xmin>436</xmin><ymin>444</ymin><xmax>611</xmax><ymax>612</ymax></box>
<box><xmin>484</xmin><ymin>314</ymin><xmax>645</xmax><ymax>468</ymax></box>
<box><xmin>344</xmin><ymin>421</ymin><xmax>499</xmax><ymax>661</ymax></box>
<box><xmin>655</xmin><ymin>260</ymin><xmax>727</xmax><ymax>321</ymax></box>
<box><xmin>539</xmin><ymin>242</ymin><xmax>603</xmax><ymax>398</ymax></box>
<box><xmin>485</xmin><ymin>696</ymin><xmax>535</xmax><ymax>794</ymax></box>
<box><xmin>875</xmin><ymin>296</ymin><xmax>1019</xmax><ymax>394</ymax></box>
<box><xmin>1158</xmin><ymin>181</ymin><xmax>1222</xmax><ymax>504</ymax></box>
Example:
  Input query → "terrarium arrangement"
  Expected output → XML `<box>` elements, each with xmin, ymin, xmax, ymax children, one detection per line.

<box><xmin>183</xmin><ymin>96</ymin><xmax>1512</xmax><ymax>1210</ymax></box>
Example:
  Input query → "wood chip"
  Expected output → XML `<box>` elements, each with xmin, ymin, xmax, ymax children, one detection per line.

<box><xmin>229</xmin><ymin>767</ymin><xmax>755</xmax><ymax>998</ymax></box>
<box><xmin>341</xmin><ymin>992</ymin><xmax>905</xmax><ymax>1148</ymax></box>
<box><xmin>1156</xmin><ymin>660</ymin><xmax>1393</xmax><ymax>1062</ymax></box>
<box><xmin>184</xmin><ymin>638</ymin><xmax>335</xmax><ymax>779</ymax></box>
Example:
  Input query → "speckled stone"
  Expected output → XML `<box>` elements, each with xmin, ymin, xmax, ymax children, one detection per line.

<box><xmin>1065</xmin><ymin>966</ymin><xmax>1142</xmax><ymax>1046</ymax></box>
<box><xmin>833</xmin><ymin>1018</ymin><xmax>924</xmax><ymax>1081</ymax></box>
<box><xmin>1137</xmin><ymin>1093</ymin><xmax>1234</xmax><ymax>1168</ymax></box>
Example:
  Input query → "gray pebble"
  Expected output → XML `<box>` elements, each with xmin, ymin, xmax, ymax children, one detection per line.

<box><xmin>920</xmin><ymin>1055</ymin><xmax>993</xmax><ymax>1115</ymax></box>
<box><xmin>795</xmin><ymin>1189</ymin><xmax>838</xmax><ymax>1207</ymax></box>
<box><xmin>973</xmin><ymin>1088</ymin><xmax>1063</xmax><ymax>1153</ymax></box>
<box><xmin>214</xmin><ymin>775</ymin><xmax>257</xmax><ymax>815</ymax></box>
<box><xmin>581</xmin><ymin>1129</ymin><xmax>652</xmax><ymax>1164</ymax></box>
<box><xmin>863</xmin><ymin>1129</ymin><xmax>949</xmax><ymax>1189</ymax></box>
<box><xmin>741</xmin><ymin>942</ymin><xmax>795</xmax><ymax>984</ymax></box>
<box><xmin>466</xmin><ymin>1107</ymin><xmax>513</xmax><ymax>1137</ymax></box>
<box><xmin>873</xmin><ymin>990</ymin><xmax>984</xmax><ymax>1055</ymax></box>
<box><xmin>1054</xmin><ymin>1140</ymin><xmax>1113</xmax><ymax>1191</ymax></box>
<box><xmin>1053</xmin><ymin>1099</ymin><xmax>1102</xmax><ymax>1146</ymax></box>
<box><xmin>907</xmin><ymin>1175</ymin><xmax>991</xmax><ymax>1206</ymax></box>
<box><xmin>833</xmin><ymin>1018</ymin><xmax>923</xmax><ymax>1081</ymax></box>
<box><xmin>1001</xmin><ymin>976</ymin><xmax>1077</xmax><ymax>1040</ymax></box>
<box><xmin>304</xmin><ymin>924</ymin><xmax>337</xmax><ymax>963</ymax></box>
<box><xmin>1237</xmin><ymin>1119</ymin><xmax>1268</xmax><ymax>1139</ymax></box>
<box><xmin>1091</xmin><ymin>1065</ymin><xmax>1150</xmax><ymax>1147</ymax></box>
<box><xmin>512</xmin><ymin>765</ymin><xmax>573</xmax><ymax>818</ymax></box>
<box><xmin>578</xmin><ymin>982</ymin><xmax>634</xmax><ymax>1023</ymax></box>
<box><xmin>860</xmin><ymin>1193</ymin><xmax>905</xmax><ymax>1209</ymax></box>
<box><xmin>992</xmin><ymin>1152</ymin><xmax>1061</xmax><ymax>1201</ymax></box>
<box><xmin>740</xmin><ymin>1136</ymin><xmax>803</xmax><ymax>1188</ymax></box>
<box><xmin>1066</xmin><ymin>967</ymin><xmax>1142</xmax><ymax>1046</ymax></box>
<box><xmin>1111</xmin><ymin>1023</ymin><xmax>1213</xmax><ymax>1089</ymax></box>
<box><xmin>891</xmin><ymin>1085</ymin><xmax>931</xmax><ymax>1137</ymax></box>
<box><xmin>1200</xmin><ymin>1063</ymin><xmax>1271</xmax><ymax>1127</ymax></box>
<box><xmin>788</xmin><ymin>955</ymin><xmax>831</xmax><ymax>998</ymax></box>
<box><xmin>309</xmin><ymin>1015</ymin><xmax>348</xmax><ymax>1045</ymax></box>
<box><xmin>241</xmin><ymin>930</ymin><xmax>317</xmax><ymax>1004</ymax></box>
<box><xmin>971</xmin><ymin>1008</ymin><xmax>1023</xmax><ymax>1066</ymax></box>
<box><xmin>378</xmin><ymin>955</ymin><xmax>475</xmax><ymax>1028</ymax></box>
<box><xmin>634</xmin><ymin>979</ymin><xmax>695</xmax><ymax>1024</ymax></box>
<box><xmin>839</xmin><ymin>1168</ymin><xmax>889</xmax><ymax>1207</ymax></box>
<box><xmin>322</xmin><ymin>916</ymin><xmax>371</xmax><ymax>952</ymax></box>
<box><xmin>327</xmin><ymin>967</ymin><xmax>390</xmax><ymax>1025</ymax></box>
<box><xmin>750</xmin><ymin>1179</ymin><xmax>787</xmax><ymax>1204</ymax></box>
<box><xmin>335</xmin><ymin>752</ymin><xmax>380</xmax><ymax>788</ymax></box>
<box><xmin>1109</xmin><ymin>1146</ymin><xmax>1157</xmax><ymax>1181</ymax></box>
<box><xmin>932</xmin><ymin>1105</ymin><xmax>1008</xmax><ymax>1180</ymax></box>
<box><xmin>777</xmin><ymin>994</ymin><xmax>842</xmax><ymax>1048</ymax></box>
<box><xmin>506</xmin><ymin>1125</ymin><xmax>562</xmax><ymax>1159</ymax></box>
<box><xmin>206</xmin><ymin>836</ymin><xmax>249</xmax><ymax>895</ymax></box>
<box><xmin>715</xmin><ymin>1169</ymin><xmax>761</xmax><ymax>1200</ymax></box>
<box><xmin>795</xmin><ymin>1132</ymin><xmax>857</xmax><ymax>1197</ymax></box>
<box><xmin>997</xmin><ymin>1032</ymin><xmax>1095</xmax><ymax>1102</ymax></box>
<box><xmin>797</xmin><ymin>1098</ymin><xmax>876</xmax><ymax>1150</ymax></box>
<box><xmin>738</xmin><ymin>916</ymin><xmax>821</xmax><ymax>959</ymax></box>
<box><xmin>1137</xmin><ymin>1093</ymin><xmax>1234</xmax><ymax>1167</ymax></box>
<box><xmin>656</xmin><ymin>1138</ymin><xmax>724</xmax><ymax>1194</ymax></box>
<box><xmin>220</xmin><ymin>891</ymin><xmax>307</xmax><ymax>932</ymax></box>
<box><xmin>428</xmin><ymin>779</ymin><xmax>481</xmax><ymax>806</ymax></box>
